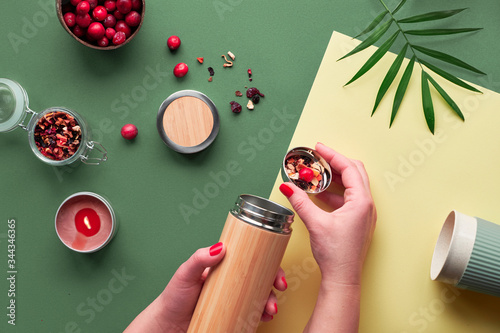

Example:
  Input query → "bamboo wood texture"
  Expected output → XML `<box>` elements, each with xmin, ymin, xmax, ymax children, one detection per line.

<box><xmin>187</xmin><ymin>213</ymin><xmax>291</xmax><ymax>333</ymax></box>
<box><xmin>162</xmin><ymin>96</ymin><xmax>214</xmax><ymax>147</ymax></box>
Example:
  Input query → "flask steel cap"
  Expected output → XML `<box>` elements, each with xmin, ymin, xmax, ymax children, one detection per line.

<box><xmin>231</xmin><ymin>194</ymin><xmax>294</xmax><ymax>234</ymax></box>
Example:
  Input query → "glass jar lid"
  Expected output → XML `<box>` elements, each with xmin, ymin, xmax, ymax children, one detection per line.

<box><xmin>0</xmin><ymin>78</ymin><xmax>29</xmax><ymax>133</ymax></box>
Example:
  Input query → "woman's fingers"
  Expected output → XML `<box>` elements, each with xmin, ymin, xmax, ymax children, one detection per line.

<box><xmin>279</xmin><ymin>182</ymin><xmax>326</xmax><ymax>229</ymax></box>
<box><xmin>172</xmin><ymin>242</ymin><xmax>225</xmax><ymax>288</ymax></box>
<box><xmin>273</xmin><ymin>267</ymin><xmax>287</xmax><ymax>292</ymax></box>
<box><xmin>262</xmin><ymin>290</ymin><xmax>278</xmax><ymax>320</ymax></box>
<box><xmin>316</xmin><ymin>190</ymin><xmax>345</xmax><ymax>210</ymax></box>
<box><xmin>315</xmin><ymin>143</ymin><xmax>366</xmax><ymax>191</ymax></box>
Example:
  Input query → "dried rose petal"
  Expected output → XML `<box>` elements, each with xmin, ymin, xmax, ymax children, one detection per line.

<box><xmin>230</xmin><ymin>101</ymin><xmax>242</xmax><ymax>113</ymax></box>
<box><xmin>246</xmin><ymin>87</ymin><xmax>265</xmax><ymax>98</ymax></box>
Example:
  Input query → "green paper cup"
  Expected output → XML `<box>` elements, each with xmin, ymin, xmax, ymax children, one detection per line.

<box><xmin>431</xmin><ymin>210</ymin><xmax>500</xmax><ymax>297</ymax></box>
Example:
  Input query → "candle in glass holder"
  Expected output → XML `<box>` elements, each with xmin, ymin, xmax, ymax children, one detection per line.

<box><xmin>55</xmin><ymin>192</ymin><xmax>117</xmax><ymax>253</ymax></box>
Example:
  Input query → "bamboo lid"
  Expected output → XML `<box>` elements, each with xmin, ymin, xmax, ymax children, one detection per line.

<box><xmin>157</xmin><ymin>90</ymin><xmax>220</xmax><ymax>153</ymax></box>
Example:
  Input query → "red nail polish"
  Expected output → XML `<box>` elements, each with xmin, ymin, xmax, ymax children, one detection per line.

<box><xmin>282</xmin><ymin>276</ymin><xmax>287</xmax><ymax>289</ymax></box>
<box><xmin>274</xmin><ymin>303</ymin><xmax>278</xmax><ymax>314</ymax></box>
<box><xmin>279</xmin><ymin>184</ymin><xmax>293</xmax><ymax>198</ymax></box>
<box><xmin>209</xmin><ymin>242</ymin><xmax>223</xmax><ymax>256</ymax></box>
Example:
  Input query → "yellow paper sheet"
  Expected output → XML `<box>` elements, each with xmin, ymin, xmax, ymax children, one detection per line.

<box><xmin>258</xmin><ymin>31</ymin><xmax>500</xmax><ymax>333</ymax></box>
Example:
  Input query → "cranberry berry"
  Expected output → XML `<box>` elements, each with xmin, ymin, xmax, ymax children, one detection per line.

<box><xmin>104</xmin><ymin>0</ymin><xmax>116</xmax><ymax>12</ymax></box>
<box><xmin>70</xmin><ymin>0</ymin><xmax>82</xmax><ymax>6</ymax></box>
<box><xmin>125</xmin><ymin>11</ymin><xmax>141</xmax><ymax>27</ymax></box>
<box><xmin>116</xmin><ymin>0</ymin><xmax>132</xmax><ymax>14</ymax></box>
<box><xmin>87</xmin><ymin>22</ymin><xmax>105</xmax><ymax>40</ymax></box>
<box><xmin>112</xmin><ymin>31</ymin><xmax>127</xmax><ymax>45</ymax></box>
<box><xmin>131</xmin><ymin>0</ymin><xmax>142</xmax><ymax>10</ymax></box>
<box><xmin>76</xmin><ymin>1</ymin><xmax>90</xmax><ymax>15</ymax></box>
<box><xmin>167</xmin><ymin>35</ymin><xmax>181</xmax><ymax>50</ymax></box>
<box><xmin>75</xmin><ymin>13</ymin><xmax>91</xmax><ymax>28</ymax></box>
<box><xmin>105</xmin><ymin>27</ymin><xmax>116</xmax><ymax>40</ymax></box>
<box><xmin>103</xmin><ymin>14</ymin><xmax>116</xmax><ymax>28</ymax></box>
<box><xmin>92</xmin><ymin>6</ymin><xmax>107</xmax><ymax>21</ymax></box>
<box><xmin>97</xmin><ymin>37</ymin><xmax>109</xmax><ymax>47</ymax></box>
<box><xmin>299</xmin><ymin>167</ymin><xmax>315</xmax><ymax>183</ymax></box>
<box><xmin>73</xmin><ymin>25</ymin><xmax>86</xmax><ymax>37</ymax></box>
<box><xmin>113</xmin><ymin>10</ymin><xmax>124</xmax><ymax>20</ymax></box>
<box><xmin>121</xmin><ymin>124</ymin><xmax>138</xmax><ymax>140</ymax></box>
<box><xmin>87</xmin><ymin>0</ymin><xmax>98</xmax><ymax>10</ymax></box>
<box><xmin>64</xmin><ymin>12</ymin><xmax>76</xmax><ymax>28</ymax></box>
<box><xmin>115</xmin><ymin>20</ymin><xmax>131</xmax><ymax>37</ymax></box>
<box><xmin>173</xmin><ymin>63</ymin><xmax>188</xmax><ymax>78</ymax></box>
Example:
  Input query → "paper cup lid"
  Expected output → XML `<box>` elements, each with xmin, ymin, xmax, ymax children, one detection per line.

<box><xmin>157</xmin><ymin>90</ymin><xmax>220</xmax><ymax>154</ymax></box>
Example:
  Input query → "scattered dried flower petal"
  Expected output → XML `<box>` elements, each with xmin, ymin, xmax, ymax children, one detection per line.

<box><xmin>208</xmin><ymin>67</ymin><xmax>214</xmax><ymax>76</ymax></box>
<box><xmin>235</xmin><ymin>91</ymin><xmax>243</xmax><ymax>97</ymax></box>
<box><xmin>246</xmin><ymin>87</ymin><xmax>265</xmax><ymax>98</ymax></box>
<box><xmin>208</xmin><ymin>76</ymin><xmax>213</xmax><ymax>82</ymax></box>
<box><xmin>230</xmin><ymin>101</ymin><xmax>242</xmax><ymax>113</ymax></box>
<box><xmin>228</xmin><ymin>51</ymin><xmax>235</xmax><ymax>60</ymax></box>
<box><xmin>247</xmin><ymin>100</ymin><xmax>254</xmax><ymax>110</ymax></box>
<box><xmin>221</xmin><ymin>54</ymin><xmax>233</xmax><ymax>67</ymax></box>
<box><xmin>197</xmin><ymin>57</ymin><xmax>204</xmax><ymax>64</ymax></box>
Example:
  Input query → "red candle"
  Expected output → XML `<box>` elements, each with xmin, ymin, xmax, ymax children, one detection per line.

<box><xmin>56</xmin><ymin>192</ymin><xmax>116</xmax><ymax>253</ymax></box>
<box><xmin>75</xmin><ymin>208</ymin><xmax>101</xmax><ymax>237</ymax></box>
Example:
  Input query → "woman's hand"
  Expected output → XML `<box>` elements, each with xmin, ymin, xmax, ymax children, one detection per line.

<box><xmin>124</xmin><ymin>242</ymin><xmax>287</xmax><ymax>332</ymax></box>
<box><xmin>280</xmin><ymin>143</ymin><xmax>377</xmax><ymax>332</ymax></box>
<box><xmin>280</xmin><ymin>142</ymin><xmax>376</xmax><ymax>284</ymax></box>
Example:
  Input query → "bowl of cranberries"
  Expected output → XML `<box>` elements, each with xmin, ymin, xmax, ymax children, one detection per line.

<box><xmin>56</xmin><ymin>0</ymin><xmax>145</xmax><ymax>50</ymax></box>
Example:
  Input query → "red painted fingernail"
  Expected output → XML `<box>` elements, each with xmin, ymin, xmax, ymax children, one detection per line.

<box><xmin>282</xmin><ymin>276</ymin><xmax>287</xmax><ymax>289</ymax></box>
<box><xmin>279</xmin><ymin>183</ymin><xmax>293</xmax><ymax>198</ymax></box>
<box><xmin>209</xmin><ymin>242</ymin><xmax>223</xmax><ymax>256</ymax></box>
<box><xmin>274</xmin><ymin>303</ymin><xmax>278</xmax><ymax>314</ymax></box>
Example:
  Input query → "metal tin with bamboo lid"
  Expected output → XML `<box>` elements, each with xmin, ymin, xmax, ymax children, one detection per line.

<box><xmin>156</xmin><ymin>90</ymin><xmax>220</xmax><ymax>154</ymax></box>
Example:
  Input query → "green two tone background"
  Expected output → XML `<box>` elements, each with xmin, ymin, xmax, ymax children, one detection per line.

<box><xmin>1</xmin><ymin>0</ymin><xmax>500</xmax><ymax>332</ymax></box>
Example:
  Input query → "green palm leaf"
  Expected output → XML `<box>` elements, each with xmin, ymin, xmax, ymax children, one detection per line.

<box><xmin>398</xmin><ymin>9</ymin><xmax>467</xmax><ymax>23</ymax></box>
<box><xmin>404</xmin><ymin>28</ymin><xmax>481</xmax><ymax>36</ymax></box>
<box><xmin>421</xmin><ymin>71</ymin><xmax>435</xmax><ymax>133</ymax></box>
<box><xmin>345</xmin><ymin>31</ymin><xmax>400</xmax><ymax>86</ymax></box>
<box><xmin>392</xmin><ymin>0</ymin><xmax>408</xmax><ymax>14</ymax></box>
<box><xmin>338</xmin><ymin>19</ymin><xmax>393</xmax><ymax>61</ymax></box>
<box><xmin>420</xmin><ymin>59</ymin><xmax>481</xmax><ymax>93</ymax></box>
<box><xmin>427</xmin><ymin>74</ymin><xmax>465</xmax><ymax>121</ymax></box>
<box><xmin>372</xmin><ymin>43</ymin><xmax>408</xmax><ymax>115</ymax></box>
<box><xmin>412</xmin><ymin>45</ymin><xmax>485</xmax><ymax>75</ymax></box>
<box><xmin>390</xmin><ymin>56</ymin><xmax>416</xmax><ymax>127</ymax></box>
<box><xmin>354</xmin><ymin>11</ymin><xmax>388</xmax><ymax>39</ymax></box>
<box><xmin>341</xmin><ymin>0</ymin><xmax>482</xmax><ymax>133</ymax></box>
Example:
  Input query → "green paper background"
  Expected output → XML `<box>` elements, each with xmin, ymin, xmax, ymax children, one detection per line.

<box><xmin>1</xmin><ymin>0</ymin><xmax>499</xmax><ymax>331</ymax></box>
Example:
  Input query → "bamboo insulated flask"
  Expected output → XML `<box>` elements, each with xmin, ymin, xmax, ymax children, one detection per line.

<box><xmin>187</xmin><ymin>195</ymin><xmax>294</xmax><ymax>333</ymax></box>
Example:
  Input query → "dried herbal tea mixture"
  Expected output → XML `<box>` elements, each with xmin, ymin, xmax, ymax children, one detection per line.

<box><xmin>285</xmin><ymin>155</ymin><xmax>324</xmax><ymax>192</ymax></box>
<box><xmin>34</xmin><ymin>111</ymin><xmax>81</xmax><ymax>161</ymax></box>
